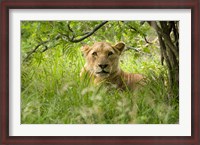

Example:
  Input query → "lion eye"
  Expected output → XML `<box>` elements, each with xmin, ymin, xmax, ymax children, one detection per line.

<box><xmin>108</xmin><ymin>51</ymin><xmax>113</xmax><ymax>56</ymax></box>
<box><xmin>92</xmin><ymin>52</ymin><xmax>97</xmax><ymax>56</ymax></box>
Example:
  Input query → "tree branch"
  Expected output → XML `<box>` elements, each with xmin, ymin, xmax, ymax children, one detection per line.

<box><xmin>126</xmin><ymin>46</ymin><xmax>152</xmax><ymax>56</ymax></box>
<box><xmin>23</xmin><ymin>40</ymin><xmax>49</xmax><ymax>62</ymax></box>
<box><xmin>23</xmin><ymin>34</ymin><xmax>61</xmax><ymax>62</ymax></box>
<box><xmin>126</xmin><ymin>24</ymin><xmax>153</xmax><ymax>44</ymax></box>
<box><xmin>67</xmin><ymin>22</ymin><xmax>75</xmax><ymax>40</ymax></box>
<box><xmin>64</xmin><ymin>21</ymin><xmax>108</xmax><ymax>43</ymax></box>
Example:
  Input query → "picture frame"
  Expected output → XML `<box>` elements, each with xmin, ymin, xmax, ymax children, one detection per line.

<box><xmin>0</xmin><ymin>0</ymin><xmax>199</xmax><ymax>144</ymax></box>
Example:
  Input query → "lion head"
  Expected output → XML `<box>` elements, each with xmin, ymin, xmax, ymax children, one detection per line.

<box><xmin>81</xmin><ymin>42</ymin><xmax>125</xmax><ymax>79</ymax></box>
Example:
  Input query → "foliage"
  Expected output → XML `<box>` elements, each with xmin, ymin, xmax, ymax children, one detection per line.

<box><xmin>21</xmin><ymin>21</ymin><xmax>179</xmax><ymax>124</ymax></box>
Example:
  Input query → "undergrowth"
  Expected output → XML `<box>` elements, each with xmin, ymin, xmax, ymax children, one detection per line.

<box><xmin>21</xmin><ymin>46</ymin><xmax>179</xmax><ymax>124</ymax></box>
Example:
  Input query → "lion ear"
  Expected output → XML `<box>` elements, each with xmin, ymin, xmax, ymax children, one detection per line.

<box><xmin>81</xmin><ymin>45</ymin><xmax>90</xmax><ymax>56</ymax></box>
<box><xmin>114</xmin><ymin>42</ymin><xmax>125</xmax><ymax>52</ymax></box>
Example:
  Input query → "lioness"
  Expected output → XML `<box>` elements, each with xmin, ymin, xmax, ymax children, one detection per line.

<box><xmin>80</xmin><ymin>42</ymin><xmax>144</xmax><ymax>90</ymax></box>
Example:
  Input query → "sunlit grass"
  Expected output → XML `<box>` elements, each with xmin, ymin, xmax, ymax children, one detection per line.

<box><xmin>21</xmin><ymin>46</ymin><xmax>179</xmax><ymax>124</ymax></box>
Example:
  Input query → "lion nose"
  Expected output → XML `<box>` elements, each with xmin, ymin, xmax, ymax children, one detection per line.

<box><xmin>99</xmin><ymin>64</ymin><xmax>108</xmax><ymax>69</ymax></box>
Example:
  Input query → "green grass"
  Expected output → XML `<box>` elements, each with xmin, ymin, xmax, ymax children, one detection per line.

<box><xmin>21</xmin><ymin>46</ymin><xmax>179</xmax><ymax>124</ymax></box>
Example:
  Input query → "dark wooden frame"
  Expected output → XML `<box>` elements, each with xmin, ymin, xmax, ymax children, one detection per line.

<box><xmin>0</xmin><ymin>0</ymin><xmax>199</xmax><ymax>145</ymax></box>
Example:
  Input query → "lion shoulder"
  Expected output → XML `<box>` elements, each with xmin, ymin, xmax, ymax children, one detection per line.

<box><xmin>119</xmin><ymin>71</ymin><xmax>145</xmax><ymax>90</ymax></box>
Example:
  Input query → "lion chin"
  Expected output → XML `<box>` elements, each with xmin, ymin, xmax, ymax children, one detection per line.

<box><xmin>80</xmin><ymin>42</ymin><xmax>144</xmax><ymax>90</ymax></box>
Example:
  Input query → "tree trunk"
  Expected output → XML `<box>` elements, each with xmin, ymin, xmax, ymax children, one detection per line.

<box><xmin>148</xmin><ymin>21</ymin><xmax>179</xmax><ymax>98</ymax></box>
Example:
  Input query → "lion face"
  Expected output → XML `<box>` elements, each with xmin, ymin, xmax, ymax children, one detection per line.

<box><xmin>81</xmin><ymin>42</ymin><xmax>125</xmax><ymax>78</ymax></box>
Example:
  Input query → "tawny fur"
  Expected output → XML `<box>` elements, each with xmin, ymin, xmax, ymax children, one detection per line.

<box><xmin>80</xmin><ymin>42</ymin><xmax>144</xmax><ymax>90</ymax></box>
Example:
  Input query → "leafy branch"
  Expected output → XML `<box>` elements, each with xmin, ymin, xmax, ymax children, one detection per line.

<box><xmin>23</xmin><ymin>34</ymin><xmax>61</xmax><ymax>62</ymax></box>
<box><xmin>23</xmin><ymin>21</ymin><xmax>108</xmax><ymax>62</ymax></box>
<box><xmin>63</xmin><ymin>21</ymin><xmax>108</xmax><ymax>43</ymax></box>
<box><xmin>126</xmin><ymin>46</ymin><xmax>152</xmax><ymax>56</ymax></box>
<box><xmin>124</xmin><ymin>22</ymin><xmax>153</xmax><ymax>44</ymax></box>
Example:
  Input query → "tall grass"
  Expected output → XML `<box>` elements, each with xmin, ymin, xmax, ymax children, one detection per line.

<box><xmin>21</xmin><ymin>45</ymin><xmax>179</xmax><ymax>124</ymax></box>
